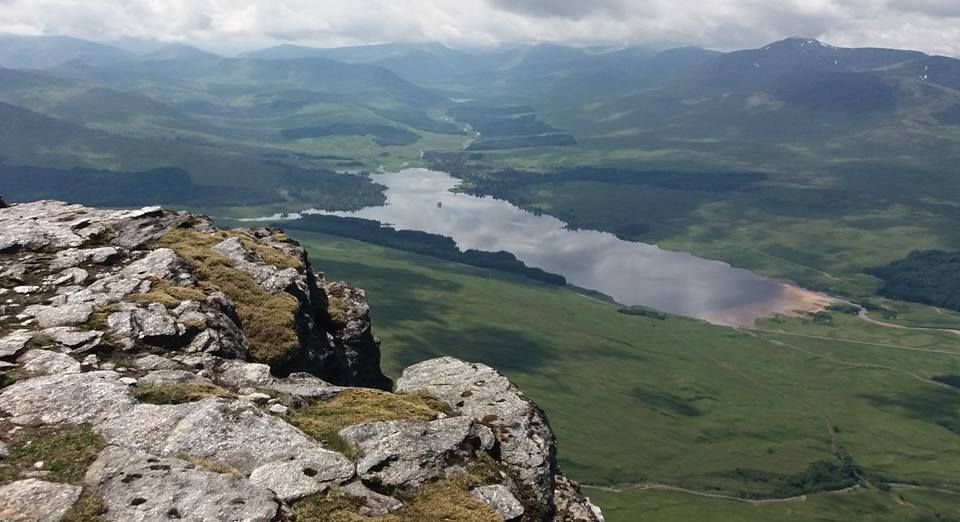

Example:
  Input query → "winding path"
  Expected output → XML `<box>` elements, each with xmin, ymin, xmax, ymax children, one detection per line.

<box><xmin>857</xmin><ymin>310</ymin><xmax>960</xmax><ymax>336</ymax></box>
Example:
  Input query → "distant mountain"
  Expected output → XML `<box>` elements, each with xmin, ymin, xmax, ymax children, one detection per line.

<box><xmin>141</xmin><ymin>43</ymin><xmax>222</xmax><ymax>62</ymax></box>
<box><xmin>684</xmin><ymin>37</ymin><xmax>928</xmax><ymax>94</ymax></box>
<box><xmin>0</xmin><ymin>34</ymin><xmax>132</xmax><ymax>69</ymax></box>
<box><xmin>532</xmin><ymin>37</ymin><xmax>960</xmax><ymax>141</ymax></box>
<box><xmin>52</xmin><ymin>55</ymin><xmax>443</xmax><ymax>107</ymax></box>
<box><xmin>242</xmin><ymin>42</ymin><xmax>476</xmax><ymax>85</ymax></box>
<box><xmin>0</xmin><ymin>67</ymin><xmax>211</xmax><ymax>135</ymax></box>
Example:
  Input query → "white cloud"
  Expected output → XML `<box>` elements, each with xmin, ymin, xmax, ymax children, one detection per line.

<box><xmin>0</xmin><ymin>0</ymin><xmax>956</xmax><ymax>56</ymax></box>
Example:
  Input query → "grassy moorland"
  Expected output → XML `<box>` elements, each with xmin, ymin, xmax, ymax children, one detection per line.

<box><xmin>287</xmin><ymin>230</ymin><xmax>960</xmax><ymax>522</ymax></box>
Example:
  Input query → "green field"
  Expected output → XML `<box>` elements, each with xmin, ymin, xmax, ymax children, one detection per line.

<box><xmin>288</xmin><ymin>230</ymin><xmax>960</xmax><ymax>522</ymax></box>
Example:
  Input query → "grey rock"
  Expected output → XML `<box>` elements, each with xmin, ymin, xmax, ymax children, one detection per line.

<box><xmin>218</xmin><ymin>361</ymin><xmax>274</xmax><ymax>389</ymax></box>
<box><xmin>100</xmin><ymin>398</ymin><xmax>344</xmax><ymax>474</ymax></box>
<box><xmin>240</xmin><ymin>392</ymin><xmax>272</xmax><ymax>405</ymax></box>
<box><xmin>41</xmin><ymin>327</ymin><xmax>101</xmax><ymax>349</ymax></box>
<box><xmin>0</xmin><ymin>330</ymin><xmax>33</xmax><ymax>358</ymax></box>
<box><xmin>132</xmin><ymin>354</ymin><xmax>180</xmax><ymax>371</ymax></box>
<box><xmin>122</xmin><ymin>249</ymin><xmax>181</xmax><ymax>279</ymax></box>
<box><xmin>17</xmin><ymin>349</ymin><xmax>81</xmax><ymax>376</ymax></box>
<box><xmin>106</xmin><ymin>310</ymin><xmax>135</xmax><ymax>338</ymax></box>
<box><xmin>268</xmin><ymin>404</ymin><xmax>289</xmax><ymax>415</ymax></box>
<box><xmin>212</xmin><ymin>237</ymin><xmax>300</xmax><ymax>294</ymax></box>
<box><xmin>0</xmin><ymin>371</ymin><xmax>135</xmax><ymax>426</ymax></box>
<box><xmin>1</xmin><ymin>263</ymin><xmax>26</xmax><ymax>282</ymax></box>
<box><xmin>24</xmin><ymin>303</ymin><xmax>94</xmax><ymax>328</ymax></box>
<box><xmin>264</xmin><ymin>373</ymin><xmax>347</xmax><ymax>401</ymax></box>
<box><xmin>248</xmin><ymin>453</ymin><xmax>354</xmax><ymax>501</ymax></box>
<box><xmin>341</xmin><ymin>481</ymin><xmax>404</xmax><ymax>516</ymax></box>
<box><xmin>396</xmin><ymin>357</ymin><xmax>557</xmax><ymax>505</ymax></box>
<box><xmin>472</xmin><ymin>485</ymin><xmax>524</xmax><ymax>521</ymax></box>
<box><xmin>132</xmin><ymin>304</ymin><xmax>179</xmax><ymax>340</ymax></box>
<box><xmin>52</xmin><ymin>267</ymin><xmax>89</xmax><ymax>286</ymax></box>
<box><xmin>0</xmin><ymin>201</ymin><xmax>110</xmax><ymax>252</ymax></box>
<box><xmin>13</xmin><ymin>286</ymin><xmax>40</xmax><ymax>295</ymax></box>
<box><xmin>0</xmin><ymin>441</ymin><xmax>7</xmax><ymax>457</ymax></box>
<box><xmin>138</xmin><ymin>370</ymin><xmax>213</xmax><ymax>387</ymax></box>
<box><xmin>119</xmin><ymin>377</ymin><xmax>138</xmax><ymax>386</ymax></box>
<box><xmin>340</xmin><ymin>416</ymin><xmax>494</xmax><ymax>489</ymax></box>
<box><xmin>86</xmin><ymin>446</ymin><xmax>280</xmax><ymax>522</ymax></box>
<box><xmin>0</xmin><ymin>479</ymin><xmax>82</xmax><ymax>522</ymax></box>
<box><xmin>554</xmin><ymin>474</ymin><xmax>605</xmax><ymax>522</ymax></box>
<box><xmin>51</xmin><ymin>247</ymin><xmax>120</xmax><ymax>270</ymax></box>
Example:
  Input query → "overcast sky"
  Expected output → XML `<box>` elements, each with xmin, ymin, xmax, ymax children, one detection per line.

<box><xmin>0</xmin><ymin>0</ymin><xmax>958</xmax><ymax>56</ymax></box>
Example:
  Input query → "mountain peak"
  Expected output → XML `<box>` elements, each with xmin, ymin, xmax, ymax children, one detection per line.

<box><xmin>763</xmin><ymin>37</ymin><xmax>836</xmax><ymax>51</ymax></box>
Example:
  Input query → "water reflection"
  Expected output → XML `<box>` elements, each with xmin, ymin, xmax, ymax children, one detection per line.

<box><xmin>259</xmin><ymin>169</ymin><xmax>820</xmax><ymax>326</ymax></box>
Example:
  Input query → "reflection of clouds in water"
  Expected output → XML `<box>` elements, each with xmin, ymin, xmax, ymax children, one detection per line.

<box><xmin>320</xmin><ymin>169</ymin><xmax>793</xmax><ymax>326</ymax></box>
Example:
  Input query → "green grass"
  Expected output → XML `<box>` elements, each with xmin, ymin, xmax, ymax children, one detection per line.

<box><xmin>290</xmin><ymin>230</ymin><xmax>960</xmax><ymax>522</ymax></box>
<box><xmin>0</xmin><ymin>424</ymin><xmax>106</xmax><ymax>485</ymax></box>
<box><xmin>585</xmin><ymin>486</ymin><xmax>960</xmax><ymax>522</ymax></box>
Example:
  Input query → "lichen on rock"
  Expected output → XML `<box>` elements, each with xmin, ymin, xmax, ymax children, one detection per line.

<box><xmin>0</xmin><ymin>201</ymin><xmax>601</xmax><ymax>522</ymax></box>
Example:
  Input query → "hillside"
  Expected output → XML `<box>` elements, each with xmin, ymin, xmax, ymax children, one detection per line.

<box><xmin>0</xmin><ymin>200</ymin><xmax>603</xmax><ymax>522</ymax></box>
<box><xmin>0</xmin><ymin>34</ymin><xmax>132</xmax><ymax>69</ymax></box>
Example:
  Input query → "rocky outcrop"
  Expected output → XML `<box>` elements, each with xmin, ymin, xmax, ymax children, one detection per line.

<box><xmin>0</xmin><ymin>201</ymin><xmax>601</xmax><ymax>522</ymax></box>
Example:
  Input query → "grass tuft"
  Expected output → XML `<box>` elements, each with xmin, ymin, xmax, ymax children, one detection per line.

<box><xmin>131</xmin><ymin>277</ymin><xmax>207</xmax><ymax>308</ymax></box>
<box><xmin>134</xmin><ymin>383</ymin><xmax>233</xmax><ymax>405</ymax></box>
<box><xmin>289</xmin><ymin>389</ymin><xmax>454</xmax><ymax>458</ymax></box>
<box><xmin>0</xmin><ymin>424</ymin><xmax>105</xmax><ymax>485</ymax></box>
<box><xmin>293</xmin><ymin>472</ymin><xmax>502</xmax><ymax>522</ymax></box>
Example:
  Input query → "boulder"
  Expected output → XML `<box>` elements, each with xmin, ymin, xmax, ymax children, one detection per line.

<box><xmin>100</xmin><ymin>398</ymin><xmax>349</xmax><ymax>475</ymax></box>
<box><xmin>41</xmin><ymin>327</ymin><xmax>101</xmax><ymax>350</ymax></box>
<box><xmin>396</xmin><ymin>357</ymin><xmax>557</xmax><ymax>505</ymax></box>
<box><xmin>0</xmin><ymin>371</ymin><xmax>135</xmax><ymax>426</ymax></box>
<box><xmin>0</xmin><ymin>330</ymin><xmax>33</xmax><ymax>359</ymax></box>
<box><xmin>24</xmin><ymin>303</ymin><xmax>94</xmax><ymax>329</ymax></box>
<box><xmin>0</xmin><ymin>479</ymin><xmax>82</xmax><ymax>522</ymax></box>
<box><xmin>248</xmin><ymin>454</ymin><xmax>354</xmax><ymax>501</ymax></box>
<box><xmin>50</xmin><ymin>247</ymin><xmax>120</xmax><ymax>270</ymax></box>
<box><xmin>17</xmin><ymin>349</ymin><xmax>81</xmax><ymax>376</ymax></box>
<box><xmin>341</xmin><ymin>481</ymin><xmax>404</xmax><ymax>516</ymax></box>
<box><xmin>339</xmin><ymin>416</ymin><xmax>494</xmax><ymax>489</ymax></box>
<box><xmin>122</xmin><ymin>248</ymin><xmax>181</xmax><ymax>279</ymax></box>
<box><xmin>86</xmin><ymin>446</ymin><xmax>280</xmax><ymax>522</ymax></box>
<box><xmin>472</xmin><ymin>485</ymin><xmax>524</xmax><ymax>521</ymax></box>
<box><xmin>217</xmin><ymin>361</ymin><xmax>274</xmax><ymax>389</ymax></box>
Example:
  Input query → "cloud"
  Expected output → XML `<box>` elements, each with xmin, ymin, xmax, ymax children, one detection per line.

<box><xmin>0</xmin><ymin>0</ymin><xmax>956</xmax><ymax>56</ymax></box>
<box><xmin>484</xmin><ymin>0</ymin><xmax>629</xmax><ymax>20</ymax></box>
<box><xmin>887</xmin><ymin>0</ymin><xmax>960</xmax><ymax>18</ymax></box>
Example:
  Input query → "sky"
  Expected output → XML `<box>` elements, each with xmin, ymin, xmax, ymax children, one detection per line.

<box><xmin>0</xmin><ymin>0</ymin><xmax>958</xmax><ymax>56</ymax></box>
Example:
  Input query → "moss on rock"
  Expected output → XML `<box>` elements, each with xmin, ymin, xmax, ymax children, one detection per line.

<box><xmin>156</xmin><ymin>228</ymin><xmax>302</xmax><ymax>366</ymax></box>
<box><xmin>289</xmin><ymin>389</ymin><xmax>454</xmax><ymax>457</ymax></box>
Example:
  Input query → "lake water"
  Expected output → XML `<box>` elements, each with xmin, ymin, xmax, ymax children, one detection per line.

<box><xmin>252</xmin><ymin>168</ymin><xmax>824</xmax><ymax>326</ymax></box>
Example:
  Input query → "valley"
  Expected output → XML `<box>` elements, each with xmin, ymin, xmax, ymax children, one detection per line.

<box><xmin>2</xmin><ymin>32</ymin><xmax>960</xmax><ymax>521</ymax></box>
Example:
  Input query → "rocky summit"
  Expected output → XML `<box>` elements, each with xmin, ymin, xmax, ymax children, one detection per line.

<box><xmin>0</xmin><ymin>201</ymin><xmax>603</xmax><ymax>522</ymax></box>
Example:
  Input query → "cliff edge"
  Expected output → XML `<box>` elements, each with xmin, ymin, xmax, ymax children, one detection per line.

<box><xmin>0</xmin><ymin>201</ymin><xmax>603</xmax><ymax>522</ymax></box>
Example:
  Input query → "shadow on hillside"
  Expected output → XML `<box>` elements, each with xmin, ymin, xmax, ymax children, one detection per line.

<box><xmin>382</xmin><ymin>324</ymin><xmax>555</xmax><ymax>377</ymax></box>
<box><xmin>314</xmin><ymin>257</ymin><xmax>463</xmax><ymax>325</ymax></box>
<box><xmin>861</xmin><ymin>387</ymin><xmax>960</xmax><ymax>435</ymax></box>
